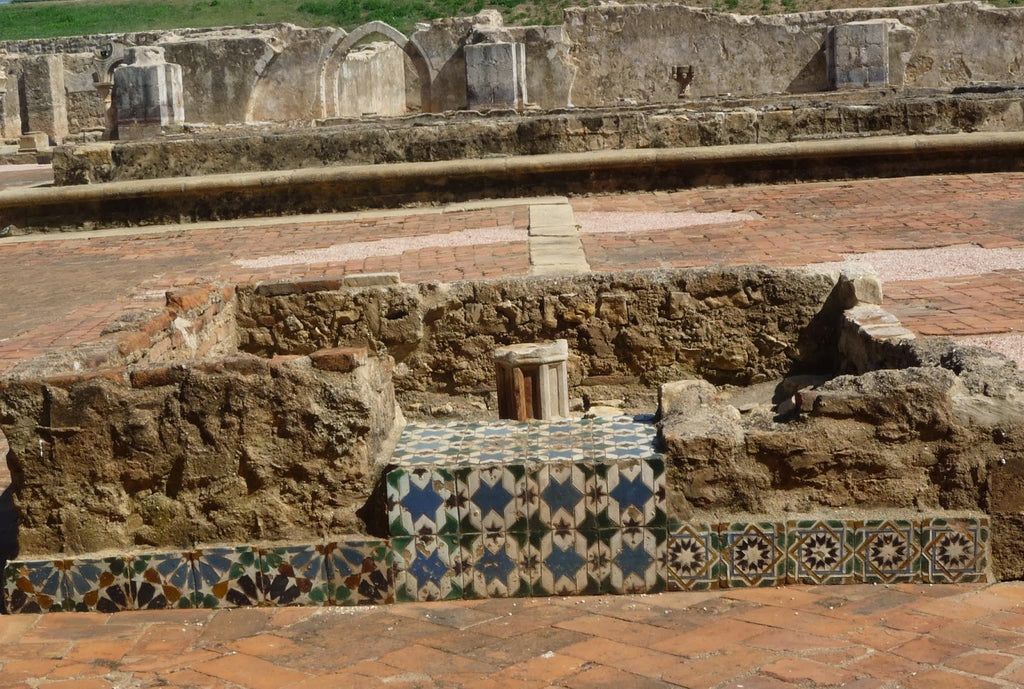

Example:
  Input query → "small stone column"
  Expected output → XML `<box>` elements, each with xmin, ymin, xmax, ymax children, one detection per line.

<box><xmin>113</xmin><ymin>46</ymin><xmax>185</xmax><ymax>140</ymax></box>
<box><xmin>828</xmin><ymin>20</ymin><xmax>890</xmax><ymax>90</ymax></box>
<box><xmin>494</xmin><ymin>339</ymin><xmax>570</xmax><ymax>421</ymax></box>
<box><xmin>465</xmin><ymin>41</ymin><xmax>527</xmax><ymax>110</ymax></box>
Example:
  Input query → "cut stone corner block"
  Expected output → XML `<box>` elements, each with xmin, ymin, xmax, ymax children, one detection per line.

<box><xmin>494</xmin><ymin>338</ymin><xmax>570</xmax><ymax>421</ymax></box>
<box><xmin>828</xmin><ymin>20</ymin><xmax>890</xmax><ymax>90</ymax></box>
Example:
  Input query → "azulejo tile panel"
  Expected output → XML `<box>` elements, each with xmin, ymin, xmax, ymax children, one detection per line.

<box><xmin>456</xmin><ymin>464</ymin><xmax>530</xmax><ymax>534</ymax></box>
<box><xmin>190</xmin><ymin>546</ymin><xmax>261</xmax><ymax>609</ymax></box>
<box><xmin>787</xmin><ymin>520</ymin><xmax>857</xmax><ymax>586</ymax></box>
<box><xmin>719</xmin><ymin>521</ymin><xmax>787</xmax><ymax>588</ymax></box>
<box><xmin>595</xmin><ymin>528</ymin><xmax>667</xmax><ymax>595</ymax></box>
<box><xmin>665</xmin><ymin>522</ymin><xmax>721</xmax><ymax>592</ymax></box>
<box><xmin>63</xmin><ymin>556</ymin><xmax>134</xmax><ymax>613</ymax></box>
<box><xmin>532</xmin><ymin>462</ymin><xmax>596</xmax><ymax>533</ymax></box>
<box><xmin>920</xmin><ymin>517</ymin><xmax>988</xmax><ymax>584</ymax></box>
<box><xmin>3</xmin><ymin>559</ymin><xmax>70</xmax><ymax>613</ymax></box>
<box><xmin>393</xmin><ymin>534</ymin><xmax>463</xmax><ymax>603</ymax></box>
<box><xmin>530</xmin><ymin>529</ymin><xmax>590</xmax><ymax>597</ymax></box>
<box><xmin>602</xmin><ymin>457</ymin><xmax>666</xmax><ymax>530</ymax></box>
<box><xmin>386</xmin><ymin>466</ymin><xmax>459</xmax><ymax>537</ymax></box>
<box><xmin>258</xmin><ymin>544</ymin><xmax>331</xmax><ymax>607</ymax></box>
<box><xmin>460</xmin><ymin>531</ymin><xmax>531</xmax><ymax>599</ymax></box>
<box><xmin>328</xmin><ymin>540</ymin><xmax>394</xmax><ymax>606</ymax></box>
<box><xmin>855</xmin><ymin>520</ymin><xmax>921</xmax><ymax>584</ymax></box>
<box><xmin>131</xmin><ymin>552</ymin><xmax>195</xmax><ymax>610</ymax></box>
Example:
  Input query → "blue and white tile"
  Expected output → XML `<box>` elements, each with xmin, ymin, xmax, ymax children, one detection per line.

<box><xmin>664</xmin><ymin>522</ymin><xmax>721</xmax><ymax>591</ymax></box>
<box><xmin>390</xmin><ymin>422</ymin><xmax>465</xmax><ymax>465</ymax></box>
<box><xmin>392</xmin><ymin>534</ymin><xmax>462</xmax><ymax>602</ymax></box>
<box><xmin>719</xmin><ymin>522</ymin><xmax>786</xmax><ymax>588</ymax></box>
<box><xmin>603</xmin><ymin>457</ymin><xmax>667</xmax><ymax>530</ymax></box>
<box><xmin>460</xmin><ymin>531</ymin><xmax>530</xmax><ymax>599</ymax></box>
<box><xmin>529</xmin><ymin>529</ymin><xmax>590</xmax><ymax>596</ymax></box>
<box><xmin>386</xmin><ymin>466</ymin><xmax>459</xmax><ymax>536</ymax></box>
<box><xmin>920</xmin><ymin>517</ymin><xmax>988</xmax><ymax>584</ymax></box>
<box><xmin>532</xmin><ymin>462</ymin><xmax>596</xmax><ymax>533</ymax></box>
<box><xmin>456</xmin><ymin>464</ymin><xmax>529</xmax><ymax>533</ymax></box>
<box><xmin>603</xmin><ymin>528</ymin><xmax>666</xmax><ymax>594</ymax></box>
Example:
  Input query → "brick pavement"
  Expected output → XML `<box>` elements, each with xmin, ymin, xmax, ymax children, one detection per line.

<box><xmin>2</xmin><ymin>169</ymin><xmax>1024</xmax><ymax>687</ymax></box>
<box><xmin>4</xmin><ymin>583</ymin><xmax>1024</xmax><ymax>688</ymax></box>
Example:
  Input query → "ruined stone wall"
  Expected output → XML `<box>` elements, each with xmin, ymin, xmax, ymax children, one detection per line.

<box><xmin>52</xmin><ymin>88</ymin><xmax>1024</xmax><ymax>184</ymax></box>
<box><xmin>0</xmin><ymin>350</ymin><xmax>398</xmax><ymax>556</ymax></box>
<box><xmin>564</xmin><ymin>2</ymin><xmax>1024</xmax><ymax>105</ymax></box>
<box><xmin>234</xmin><ymin>268</ymin><xmax>841</xmax><ymax>401</ymax></box>
<box><xmin>335</xmin><ymin>43</ymin><xmax>407</xmax><ymax>117</ymax></box>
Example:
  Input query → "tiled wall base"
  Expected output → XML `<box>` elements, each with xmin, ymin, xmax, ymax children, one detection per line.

<box><xmin>386</xmin><ymin>418</ymin><xmax>667</xmax><ymax>600</ymax></box>
<box><xmin>1</xmin><ymin>418</ymin><xmax>991</xmax><ymax>614</ymax></box>
<box><xmin>4</xmin><ymin>540</ymin><xmax>391</xmax><ymax>614</ymax></box>
<box><xmin>666</xmin><ymin>517</ymin><xmax>989</xmax><ymax>591</ymax></box>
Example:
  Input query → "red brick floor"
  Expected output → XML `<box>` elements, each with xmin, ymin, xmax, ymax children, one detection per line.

<box><xmin>3</xmin><ymin>583</ymin><xmax>1024</xmax><ymax>688</ymax></box>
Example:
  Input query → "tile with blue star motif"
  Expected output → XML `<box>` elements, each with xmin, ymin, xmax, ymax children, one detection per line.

<box><xmin>594</xmin><ymin>528</ymin><xmax>666</xmax><ymax>595</ymax></box>
<box><xmin>257</xmin><ymin>544</ymin><xmax>331</xmax><ymax>607</ymax></box>
<box><xmin>386</xmin><ymin>466</ymin><xmax>459</xmax><ymax>537</ymax></box>
<box><xmin>665</xmin><ymin>522</ymin><xmax>721</xmax><ymax>592</ymax></box>
<box><xmin>456</xmin><ymin>464</ymin><xmax>529</xmax><ymax>533</ymax></box>
<box><xmin>460</xmin><ymin>531</ymin><xmax>531</xmax><ymax>599</ymax></box>
<box><xmin>718</xmin><ymin>522</ymin><xmax>786</xmax><ymax>588</ymax></box>
<box><xmin>390</xmin><ymin>422</ymin><xmax>466</xmax><ymax>465</ymax></box>
<box><xmin>63</xmin><ymin>556</ymin><xmax>134</xmax><ymax>613</ymax></box>
<box><xmin>786</xmin><ymin>520</ymin><xmax>857</xmax><ymax>586</ymax></box>
<box><xmin>3</xmin><ymin>559</ymin><xmax>70</xmax><ymax>613</ymax></box>
<box><xmin>920</xmin><ymin>517</ymin><xmax>988</xmax><ymax>584</ymax></box>
<box><xmin>529</xmin><ymin>529</ymin><xmax>590</xmax><ymax>597</ymax></box>
<box><xmin>130</xmin><ymin>552</ymin><xmax>195</xmax><ymax>610</ymax></box>
<box><xmin>327</xmin><ymin>539</ymin><xmax>394</xmax><ymax>606</ymax></box>
<box><xmin>531</xmin><ymin>462</ymin><xmax>596</xmax><ymax>533</ymax></box>
<box><xmin>602</xmin><ymin>457</ymin><xmax>666</xmax><ymax>530</ymax></box>
<box><xmin>392</xmin><ymin>534</ymin><xmax>462</xmax><ymax>602</ymax></box>
<box><xmin>854</xmin><ymin>519</ymin><xmax>921</xmax><ymax>584</ymax></box>
<box><xmin>190</xmin><ymin>546</ymin><xmax>261</xmax><ymax>609</ymax></box>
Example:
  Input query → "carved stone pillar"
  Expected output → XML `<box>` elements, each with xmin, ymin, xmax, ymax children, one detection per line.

<box><xmin>494</xmin><ymin>339</ymin><xmax>570</xmax><ymax>421</ymax></box>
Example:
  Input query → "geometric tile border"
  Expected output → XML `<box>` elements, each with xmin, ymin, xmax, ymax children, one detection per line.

<box><xmin>0</xmin><ymin>514</ymin><xmax>992</xmax><ymax>614</ymax></box>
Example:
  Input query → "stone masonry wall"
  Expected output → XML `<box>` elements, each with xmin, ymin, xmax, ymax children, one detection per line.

<box><xmin>52</xmin><ymin>88</ymin><xmax>1024</xmax><ymax>184</ymax></box>
<box><xmin>0</xmin><ymin>349</ymin><xmax>398</xmax><ymax>557</ymax></box>
<box><xmin>234</xmin><ymin>268</ymin><xmax>842</xmax><ymax>401</ymax></box>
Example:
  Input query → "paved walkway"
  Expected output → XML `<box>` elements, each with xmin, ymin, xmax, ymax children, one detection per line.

<box><xmin>2</xmin><ymin>168</ymin><xmax>1024</xmax><ymax>687</ymax></box>
<box><xmin>4</xmin><ymin>582</ymin><xmax>1024</xmax><ymax>688</ymax></box>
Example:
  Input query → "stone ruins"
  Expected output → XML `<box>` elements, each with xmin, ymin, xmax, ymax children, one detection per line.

<box><xmin>1</xmin><ymin>2</ymin><xmax>1023</xmax><ymax>612</ymax></box>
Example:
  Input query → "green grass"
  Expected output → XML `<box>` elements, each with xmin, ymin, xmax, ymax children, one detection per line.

<box><xmin>0</xmin><ymin>0</ymin><xmax>1020</xmax><ymax>41</ymax></box>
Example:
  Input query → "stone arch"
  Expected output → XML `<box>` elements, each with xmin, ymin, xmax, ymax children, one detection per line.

<box><xmin>317</xmin><ymin>21</ymin><xmax>433</xmax><ymax>117</ymax></box>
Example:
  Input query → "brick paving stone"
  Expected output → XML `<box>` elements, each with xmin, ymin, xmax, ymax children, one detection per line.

<box><xmin>759</xmin><ymin>656</ymin><xmax>860</xmax><ymax>685</ymax></box>
<box><xmin>851</xmin><ymin>650</ymin><xmax>925</xmax><ymax>679</ymax></box>
<box><xmin>891</xmin><ymin>636</ymin><xmax>971</xmax><ymax>664</ymax></box>
<box><xmin>944</xmin><ymin>651</ymin><xmax>1016</xmax><ymax>677</ymax></box>
<box><xmin>191</xmin><ymin>653</ymin><xmax>313</xmax><ymax>689</ymax></box>
<box><xmin>650</xmin><ymin>617</ymin><xmax>768</xmax><ymax>656</ymax></box>
<box><xmin>901</xmin><ymin>668</ymin><xmax>1002</xmax><ymax>689</ymax></box>
<box><xmin>560</xmin><ymin>664</ymin><xmax>676</xmax><ymax>689</ymax></box>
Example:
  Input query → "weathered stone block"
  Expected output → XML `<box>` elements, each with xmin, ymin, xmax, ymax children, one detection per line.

<box><xmin>829</xmin><ymin>20</ymin><xmax>890</xmax><ymax>90</ymax></box>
